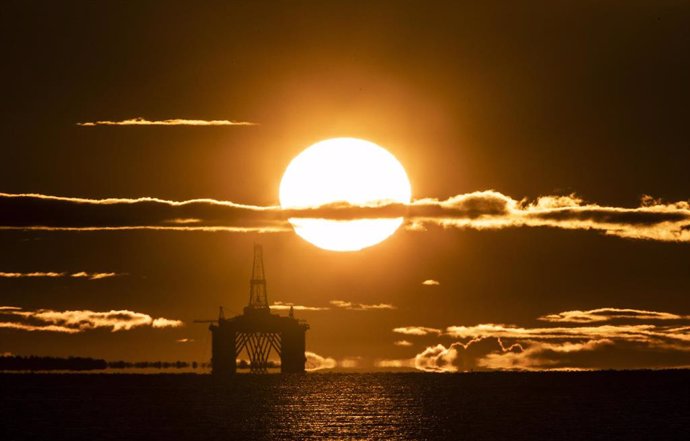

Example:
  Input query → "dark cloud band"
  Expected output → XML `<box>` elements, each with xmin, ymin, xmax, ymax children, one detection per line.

<box><xmin>0</xmin><ymin>191</ymin><xmax>688</xmax><ymax>242</ymax></box>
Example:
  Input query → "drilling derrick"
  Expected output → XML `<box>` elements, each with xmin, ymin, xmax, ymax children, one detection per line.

<box><xmin>247</xmin><ymin>244</ymin><xmax>269</xmax><ymax>312</ymax></box>
<box><xmin>208</xmin><ymin>244</ymin><xmax>309</xmax><ymax>375</ymax></box>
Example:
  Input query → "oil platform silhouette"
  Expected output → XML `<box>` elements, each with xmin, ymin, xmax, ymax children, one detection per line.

<box><xmin>205</xmin><ymin>244</ymin><xmax>309</xmax><ymax>374</ymax></box>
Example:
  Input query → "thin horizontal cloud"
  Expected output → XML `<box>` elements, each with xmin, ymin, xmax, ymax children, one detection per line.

<box><xmin>0</xmin><ymin>225</ymin><xmax>289</xmax><ymax>233</ymax></box>
<box><xmin>76</xmin><ymin>117</ymin><xmax>257</xmax><ymax>127</ymax></box>
<box><xmin>0</xmin><ymin>306</ymin><xmax>183</xmax><ymax>333</ymax></box>
<box><xmin>73</xmin><ymin>272</ymin><xmax>119</xmax><ymax>280</ymax></box>
<box><xmin>1</xmin><ymin>191</ymin><xmax>688</xmax><ymax>242</ymax></box>
<box><xmin>394</xmin><ymin>340</ymin><xmax>413</xmax><ymax>346</ymax></box>
<box><xmin>329</xmin><ymin>300</ymin><xmax>396</xmax><ymax>310</ymax></box>
<box><xmin>151</xmin><ymin>318</ymin><xmax>183</xmax><ymax>328</ymax></box>
<box><xmin>395</xmin><ymin>307</ymin><xmax>690</xmax><ymax>372</ymax></box>
<box><xmin>270</xmin><ymin>300</ymin><xmax>395</xmax><ymax>312</ymax></box>
<box><xmin>422</xmin><ymin>279</ymin><xmax>440</xmax><ymax>286</ymax></box>
<box><xmin>176</xmin><ymin>338</ymin><xmax>194</xmax><ymax>343</ymax></box>
<box><xmin>538</xmin><ymin>307</ymin><xmax>689</xmax><ymax>323</ymax></box>
<box><xmin>0</xmin><ymin>272</ymin><xmax>63</xmax><ymax>278</ymax></box>
<box><xmin>0</xmin><ymin>322</ymin><xmax>78</xmax><ymax>333</ymax></box>
<box><xmin>393</xmin><ymin>326</ymin><xmax>443</xmax><ymax>336</ymax></box>
<box><xmin>0</xmin><ymin>192</ymin><xmax>288</xmax><ymax>233</ymax></box>
<box><xmin>270</xmin><ymin>301</ymin><xmax>329</xmax><ymax>311</ymax></box>
<box><xmin>0</xmin><ymin>271</ymin><xmax>121</xmax><ymax>280</ymax></box>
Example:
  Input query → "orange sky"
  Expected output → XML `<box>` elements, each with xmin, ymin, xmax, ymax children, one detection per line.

<box><xmin>1</xmin><ymin>1</ymin><xmax>689</xmax><ymax>371</ymax></box>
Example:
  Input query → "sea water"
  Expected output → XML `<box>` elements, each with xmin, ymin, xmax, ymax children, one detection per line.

<box><xmin>1</xmin><ymin>371</ymin><xmax>688</xmax><ymax>440</ymax></box>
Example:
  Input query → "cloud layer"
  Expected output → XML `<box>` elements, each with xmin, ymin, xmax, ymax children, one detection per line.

<box><xmin>538</xmin><ymin>307</ymin><xmax>689</xmax><ymax>323</ymax></box>
<box><xmin>0</xmin><ymin>192</ymin><xmax>288</xmax><ymax>233</ymax></box>
<box><xmin>270</xmin><ymin>300</ymin><xmax>395</xmax><ymax>312</ymax></box>
<box><xmin>305</xmin><ymin>351</ymin><xmax>337</xmax><ymax>371</ymax></box>
<box><xmin>384</xmin><ymin>307</ymin><xmax>690</xmax><ymax>371</ymax></box>
<box><xmin>422</xmin><ymin>279</ymin><xmax>440</xmax><ymax>286</ymax></box>
<box><xmin>329</xmin><ymin>300</ymin><xmax>396</xmax><ymax>311</ymax></box>
<box><xmin>76</xmin><ymin>117</ymin><xmax>257</xmax><ymax>127</ymax></box>
<box><xmin>270</xmin><ymin>301</ymin><xmax>329</xmax><ymax>312</ymax></box>
<box><xmin>0</xmin><ymin>306</ymin><xmax>183</xmax><ymax>333</ymax></box>
<box><xmin>393</xmin><ymin>326</ymin><xmax>443</xmax><ymax>336</ymax></box>
<box><xmin>0</xmin><ymin>272</ymin><xmax>121</xmax><ymax>280</ymax></box>
<box><xmin>1</xmin><ymin>191</ymin><xmax>688</xmax><ymax>242</ymax></box>
<box><xmin>406</xmin><ymin>192</ymin><xmax>690</xmax><ymax>242</ymax></box>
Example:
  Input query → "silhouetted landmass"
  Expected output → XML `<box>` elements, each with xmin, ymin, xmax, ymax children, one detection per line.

<box><xmin>108</xmin><ymin>360</ymin><xmax>197</xmax><ymax>369</ymax></box>
<box><xmin>0</xmin><ymin>355</ymin><xmax>281</xmax><ymax>371</ymax></box>
<box><xmin>0</xmin><ymin>355</ymin><xmax>106</xmax><ymax>371</ymax></box>
<box><xmin>0</xmin><ymin>356</ymin><xmax>206</xmax><ymax>371</ymax></box>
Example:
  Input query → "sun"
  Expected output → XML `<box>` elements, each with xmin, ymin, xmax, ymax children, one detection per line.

<box><xmin>279</xmin><ymin>137</ymin><xmax>412</xmax><ymax>251</ymax></box>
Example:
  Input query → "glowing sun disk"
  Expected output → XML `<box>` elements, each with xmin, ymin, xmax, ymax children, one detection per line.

<box><xmin>279</xmin><ymin>138</ymin><xmax>411</xmax><ymax>251</ymax></box>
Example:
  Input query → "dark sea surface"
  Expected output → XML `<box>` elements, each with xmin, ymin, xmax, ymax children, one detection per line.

<box><xmin>1</xmin><ymin>371</ymin><xmax>689</xmax><ymax>441</ymax></box>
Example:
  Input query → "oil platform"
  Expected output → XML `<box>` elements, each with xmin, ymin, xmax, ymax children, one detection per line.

<box><xmin>206</xmin><ymin>244</ymin><xmax>309</xmax><ymax>374</ymax></box>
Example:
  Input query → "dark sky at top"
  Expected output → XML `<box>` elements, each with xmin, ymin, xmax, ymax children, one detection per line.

<box><xmin>1</xmin><ymin>1</ymin><xmax>689</xmax><ymax>370</ymax></box>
